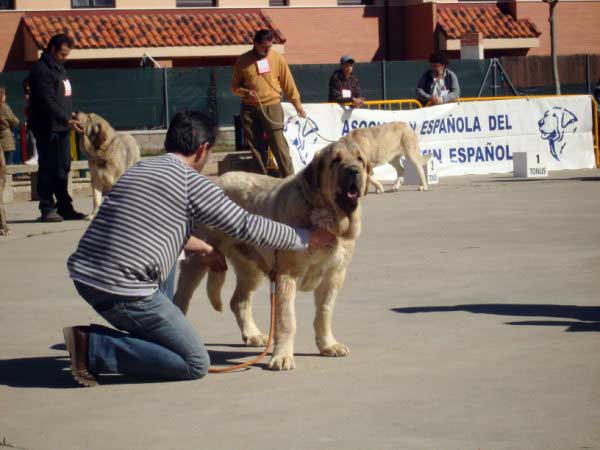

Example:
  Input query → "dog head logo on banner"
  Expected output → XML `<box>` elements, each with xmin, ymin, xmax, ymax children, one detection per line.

<box><xmin>538</xmin><ymin>107</ymin><xmax>578</xmax><ymax>161</ymax></box>
<box><xmin>284</xmin><ymin>116</ymin><xmax>320</xmax><ymax>165</ymax></box>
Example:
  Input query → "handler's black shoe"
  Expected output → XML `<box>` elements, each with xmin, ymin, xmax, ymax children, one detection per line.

<box><xmin>63</xmin><ymin>326</ymin><xmax>98</xmax><ymax>387</ymax></box>
<box><xmin>40</xmin><ymin>211</ymin><xmax>63</xmax><ymax>222</ymax></box>
<box><xmin>60</xmin><ymin>210</ymin><xmax>87</xmax><ymax>221</ymax></box>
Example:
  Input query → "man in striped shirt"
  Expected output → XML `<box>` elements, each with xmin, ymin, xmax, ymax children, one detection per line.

<box><xmin>63</xmin><ymin>111</ymin><xmax>334</xmax><ymax>387</ymax></box>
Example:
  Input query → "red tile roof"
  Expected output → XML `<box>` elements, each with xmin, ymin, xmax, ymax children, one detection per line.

<box><xmin>22</xmin><ymin>12</ymin><xmax>285</xmax><ymax>49</ymax></box>
<box><xmin>437</xmin><ymin>5</ymin><xmax>541</xmax><ymax>40</ymax></box>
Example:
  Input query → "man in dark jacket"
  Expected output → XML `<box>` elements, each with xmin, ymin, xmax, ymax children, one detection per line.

<box><xmin>27</xmin><ymin>33</ymin><xmax>85</xmax><ymax>222</ymax></box>
<box><xmin>328</xmin><ymin>55</ymin><xmax>365</xmax><ymax>107</ymax></box>
<box><xmin>416</xmin><ymin>51</ymin><xmax>460</xmax><ymax>107</ymax></box>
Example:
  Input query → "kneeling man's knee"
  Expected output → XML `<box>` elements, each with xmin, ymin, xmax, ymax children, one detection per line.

<box><xmin>186</xmin><ymin>349</ymin><xmax>210</xmax><ymax>379</ymax></box>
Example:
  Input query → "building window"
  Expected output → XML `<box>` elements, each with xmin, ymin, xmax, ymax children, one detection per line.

<box><xmin>176</xmin><ymin>0</ymin><xmax>216</xmax><ymax>6</ymax></box>
<box><xmin>0</xmin><ymin>0</ymin><xmax>14</xmax><ymax>9</ymax></box>
<box><xmin>72</xmin><ymin>0</ymin><xmax>115</xmax><ymax>7</ymax></box>
<box><xmin>337</xmin><ymin>0</ymin><xmax>373</xmax><ymax>5</ymax></box>
<box><xmin>269</xmin><ymin>0</ymin><xmax>288</xmax><ymax>5</ymax></box>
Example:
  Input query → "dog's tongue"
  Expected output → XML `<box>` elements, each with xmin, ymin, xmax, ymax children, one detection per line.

<box><xmin>347</xmin><ymin>190</ymin><xmax>358</xmax><ymax>199</ymax></box>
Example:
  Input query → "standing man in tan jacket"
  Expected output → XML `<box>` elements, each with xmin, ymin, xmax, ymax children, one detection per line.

<box><xmin>231</xmin><ymin>29</ymin><xmax>306</xmax><ymax>177</ymax></box>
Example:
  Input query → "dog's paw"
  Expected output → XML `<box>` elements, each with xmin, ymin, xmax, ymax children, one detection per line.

<box><xmin>0</xmin><ymin>228</ymin><xmax>10</xmax><ymax>236</ymax></box>
<box><xmin>86</xmin><ymin>214</ymin><xmax>95</xmax><ymax>221</ymax></box>
<box><xmin>391</xmin><ymin>185</ymin><xmax>401</xmax><ymax>192</ymax></box>
<box><xmin>418</xmin><ymin>186</ymin><xmax>428</xmax><ymax>192</ymax></box>
<box><xmin>267</xmin><ymin>355</ymin><xmax>295</xmax><ymax>371</ymax></box>
<box><xmin>376</xmin><ymin>188</ymin><xmax>385</xmax><ymax>194</ymax></box>
<box><xmin>244</xmin><ymin>334</ymin><xmax>268</xmax><ymax>347</ymax></box>
<box><xmin>320</xmin><ymin>343</ymin><xmax>350</xmax><ymax>357</ymax></box>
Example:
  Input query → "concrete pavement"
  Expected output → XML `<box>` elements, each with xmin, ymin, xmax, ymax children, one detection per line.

<box><xmin>1</xmin><ymin>170</ymin><xmax>599</xmax><ymax>450</ymax></box>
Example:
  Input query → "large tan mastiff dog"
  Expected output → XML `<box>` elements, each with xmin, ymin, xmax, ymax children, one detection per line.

<box><xmin>74</xmin><ymin>112</ymin><xmax>140</xmax><ymax>219</ymax></box>
<box><xmin>174</xmin><ymin>141</ymin><xmax>370</xmax><ymax>371</ymax></box>
<box><xmin>341</xmin><ymin>122</ymin><xmax>431</xmax><ymax>192</ymax></box>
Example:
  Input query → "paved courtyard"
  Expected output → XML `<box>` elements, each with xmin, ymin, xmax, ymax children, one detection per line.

<box><xmin>1</xmin><ymin>170</ymin><xmax>599</xmax><ymax>450</ymax></box>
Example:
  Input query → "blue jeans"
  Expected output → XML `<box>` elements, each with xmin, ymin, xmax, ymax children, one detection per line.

<box><xmin>73</xmin><ymin>267</ymin><xmax>210</xmax><ymax>381</ymax></box>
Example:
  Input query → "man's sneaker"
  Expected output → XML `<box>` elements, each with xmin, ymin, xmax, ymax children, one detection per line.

<box><xmin>63</xmin><ymin>326</ymin><xmax>98</xmax><ymax>387</ymax></box>
<box><xmin>40</xmin><ymin>211</ymin><xmax>63</xmax><ymax>222</ymax></box>
<box><xmin>60</xmin><ymin>210</ymin><xmax>87</xmax><ymax>221</ymax></box>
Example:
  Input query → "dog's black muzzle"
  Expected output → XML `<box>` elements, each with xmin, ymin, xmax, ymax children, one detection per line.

<box><xmin>336</xmin><ymin>166</ymin><xmax>362</xmax><ymax>213</ymax></box>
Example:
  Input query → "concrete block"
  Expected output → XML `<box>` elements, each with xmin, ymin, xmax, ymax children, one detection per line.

<box><xmin>513</xmin><ymin>152</ymin><xmax>548</xmax><ymax>178</ymax></box>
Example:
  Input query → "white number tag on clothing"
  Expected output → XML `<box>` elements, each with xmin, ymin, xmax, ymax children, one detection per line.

<box><xmin>440</xmin><ymin>89</ymin><xmax>449</xmax><ymax>96</ymax></box>
<box><xmin>256</xmin><ymin>58</ymin><xmax>271</xmax><ymax>74</ymax></box>
<box><xmin>342</xmin><ymin>89</ymin><xmax>352</xmax><ymax>98</ymax></box>
<box><xmin>63</xmin><ymin>79</ymin><xmax>72</xmax><ymax>97</ymax></box>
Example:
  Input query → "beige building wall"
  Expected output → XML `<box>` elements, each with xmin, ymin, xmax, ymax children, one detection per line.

<box><xmin>15</xmin><ymin>0</ymin><xmax>70</xmax><ymax>10</ymax></box>
<box><xmin>116</xmin><ymin>0</ymin><xmax>176</xmax><ymax>8</ymax></box>
<box><xmin>218</xmin><ymin>0</ymin><xmax>267</xmax><ymax>7</ymax></box>
<box><xmin>287</xmin><ymin>0</ymin><xmax>337</xmax><ymax>6</ymax></box>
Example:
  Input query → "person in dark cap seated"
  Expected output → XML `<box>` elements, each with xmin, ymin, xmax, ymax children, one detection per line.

<box><xmin>328</xmin><ymin>55</ymin><xmax>365</xmax><ymax>108</ymax></box>
<box><xmin>416</xmin><ymin>51</ymin><xmax>460</xmax><ymax>107</ymax></box>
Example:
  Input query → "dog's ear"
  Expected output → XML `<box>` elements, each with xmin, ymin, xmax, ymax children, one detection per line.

<box><xmin>96</xmin><ymin>122</ymin><xmax>108</xmax><ymax>145</ymax></box>
<box><xmin>561</xmin><ymin>109</ymin><xmax>577</xmax><ymax>129</ymax></box>
<box><xmin>303</xmin><ymin>150</ymin><xmax>323</xmax><ymax>190</ymax></box>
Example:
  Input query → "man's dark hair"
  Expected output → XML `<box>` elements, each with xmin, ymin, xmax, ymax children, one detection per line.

<box><xmin>253</xmin><ymin>29</ymin><xmax>274</xmax><ymax>44</ymax></box>
<box><xmin>429</xmin><ymin>51</ymin><xmax>449</xmax><ymax>66</ymax></box>
<box><xmin>164</xmin><ymin>111</ymin><xmax>218</xmax><ymax>156</ymax></box>
<box><xmin>46</xmin><ymin>33</ymin><xmax>74</xmax><ymax>53</ymax></box>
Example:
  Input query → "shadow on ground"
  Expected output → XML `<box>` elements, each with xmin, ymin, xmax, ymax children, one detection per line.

<box><xmin>0</xmin><ymin>343</ymin><xmax>321</xmax><ymax>388</ymax></box>
<box><xmin>391</xmin><ymin>304</ymin><xmax>600</xmax><ymax>332</ymax></box>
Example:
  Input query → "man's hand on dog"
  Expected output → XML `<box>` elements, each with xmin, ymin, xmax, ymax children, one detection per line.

<box><xmin>185</xmin><ymin>236</ymin><xmax>228</xmax><ymax>272</ymax></box>
<box><xmin>308</xmin><ymin>229</ymin><xmax>336</xmax><ymax>250</ymax></box>
<box><xmin>68</xmin><ymin>118</ymin><xmax>84</xmax><ymax>134</ymax></box>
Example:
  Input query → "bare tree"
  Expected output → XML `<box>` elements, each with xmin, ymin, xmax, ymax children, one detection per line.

<box><xmin>543</xmin><ymin>0</ymin><xmax>561</xmax><ymax>94</ymax></box>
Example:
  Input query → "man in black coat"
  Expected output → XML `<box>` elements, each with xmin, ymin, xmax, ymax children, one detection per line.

<box><xmin>27</xmin><ymin>34</ymin><xmax>85</xmax><ymax>222</ymax></box>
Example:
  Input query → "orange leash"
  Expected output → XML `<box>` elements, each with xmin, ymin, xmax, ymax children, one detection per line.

<box><xmin>208</xmin><ymin>254</ymin><xmax>277</xmax><ymax>374</ymax></box>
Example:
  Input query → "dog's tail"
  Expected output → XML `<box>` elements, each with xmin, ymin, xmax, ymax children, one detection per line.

<box><xmin>207</xmin><ymin>270</ymin><xmax>226</xmax><ymax>312</ymax></box>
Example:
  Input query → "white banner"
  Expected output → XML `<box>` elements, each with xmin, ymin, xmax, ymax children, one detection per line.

<box><xmin>282</xmin><ymin>96</ymin><xmax>595</xmax><ymax>177</ymax></box>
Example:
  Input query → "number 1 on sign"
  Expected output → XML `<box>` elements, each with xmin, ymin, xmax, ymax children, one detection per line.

<box><xmin>536</xmin><ymin>154</ymin><xmax>540</xmax><ymax>164</ymax></box>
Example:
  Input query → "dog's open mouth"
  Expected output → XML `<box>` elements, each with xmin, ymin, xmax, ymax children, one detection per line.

<box><xmin>336</xmin><ymin>183</ymin><xmax>360</xmax><ymax>212</ymax></box>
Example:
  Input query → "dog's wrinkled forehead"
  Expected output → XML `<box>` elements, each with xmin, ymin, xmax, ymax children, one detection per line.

<box><xmin>327</xmin><ymin>141</ymin><xmax>366</xmax><ymax>166</ymax></box>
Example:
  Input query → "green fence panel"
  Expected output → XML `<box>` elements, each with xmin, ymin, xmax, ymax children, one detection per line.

<box><xmin>0</xmin><ymin>71</ymin><xmax>28</xmax><ymax>122</ymax></box>
<box><xmin>385</xmin><ymin>60</ymin><xmax>429</xmax><ymax>100</ymax></box>
<box><xmin>69</xmin><ymin>68</ymin><xmax>164</xmax><ymax>130</ymax></box>
<box><xmin>4</xmin><ymin>59</ymin><xmax>588</xmax><ymax>131</ymax></box>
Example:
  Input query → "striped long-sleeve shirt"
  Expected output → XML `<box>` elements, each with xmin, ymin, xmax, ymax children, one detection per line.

<box><xmin>67</xmin><ymin>153</ymin><xmax>308</xmax><ymax>297</ymax></box>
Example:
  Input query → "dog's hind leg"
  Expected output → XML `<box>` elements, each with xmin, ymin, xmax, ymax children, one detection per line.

<box><xmin>369</xmin><ymin>175</ymin><xmax>385</xmax><ymax>194</ymax></box>
<box><xmin>174</xmin><ymin>253</ymin><xmax>208</xmax><ymax>315</ymax></box>
<box><xmin>406</xmin><ymin>152</ymin><xmax>429</xmax><ymax>191</ymax></box>
<box><xmin>313</xmin><ymin>270</ymin><xmax>349</xmax><ymax>357</ymax></box>
<box><xmin>388</xmin><ymin>156</ymin><xmax>405</xmax><ymax>191</ymax></box>
<box><xmin>230</xmin><ymin>256</ymin><xmax>268</xmax><ymax>347</ymax></box>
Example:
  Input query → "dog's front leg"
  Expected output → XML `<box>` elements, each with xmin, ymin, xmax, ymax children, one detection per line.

<box><xmin>313</xmin><ymin>270</ymin><xmax>349</xmax><ymax>357</ymax></box>
<box><xmin>268</xmin><ymin>273</ymin><xmax>297</xmax><ymax>371</ymax></box>
<box><xmin>89</xmin><ymin>183</ymin><xmax>103</xmax><ymax>220</ymax></box>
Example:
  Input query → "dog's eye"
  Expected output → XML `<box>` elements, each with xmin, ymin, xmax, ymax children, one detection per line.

<box><xmin>330</xmin><ymin>156</ymin><xmax>342</xmax><ymax>167</ymax></box>
<box><xmin>357</xmin><ymin>156</ymin><xmax>365</xmax><ymax>166</ymax></box>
